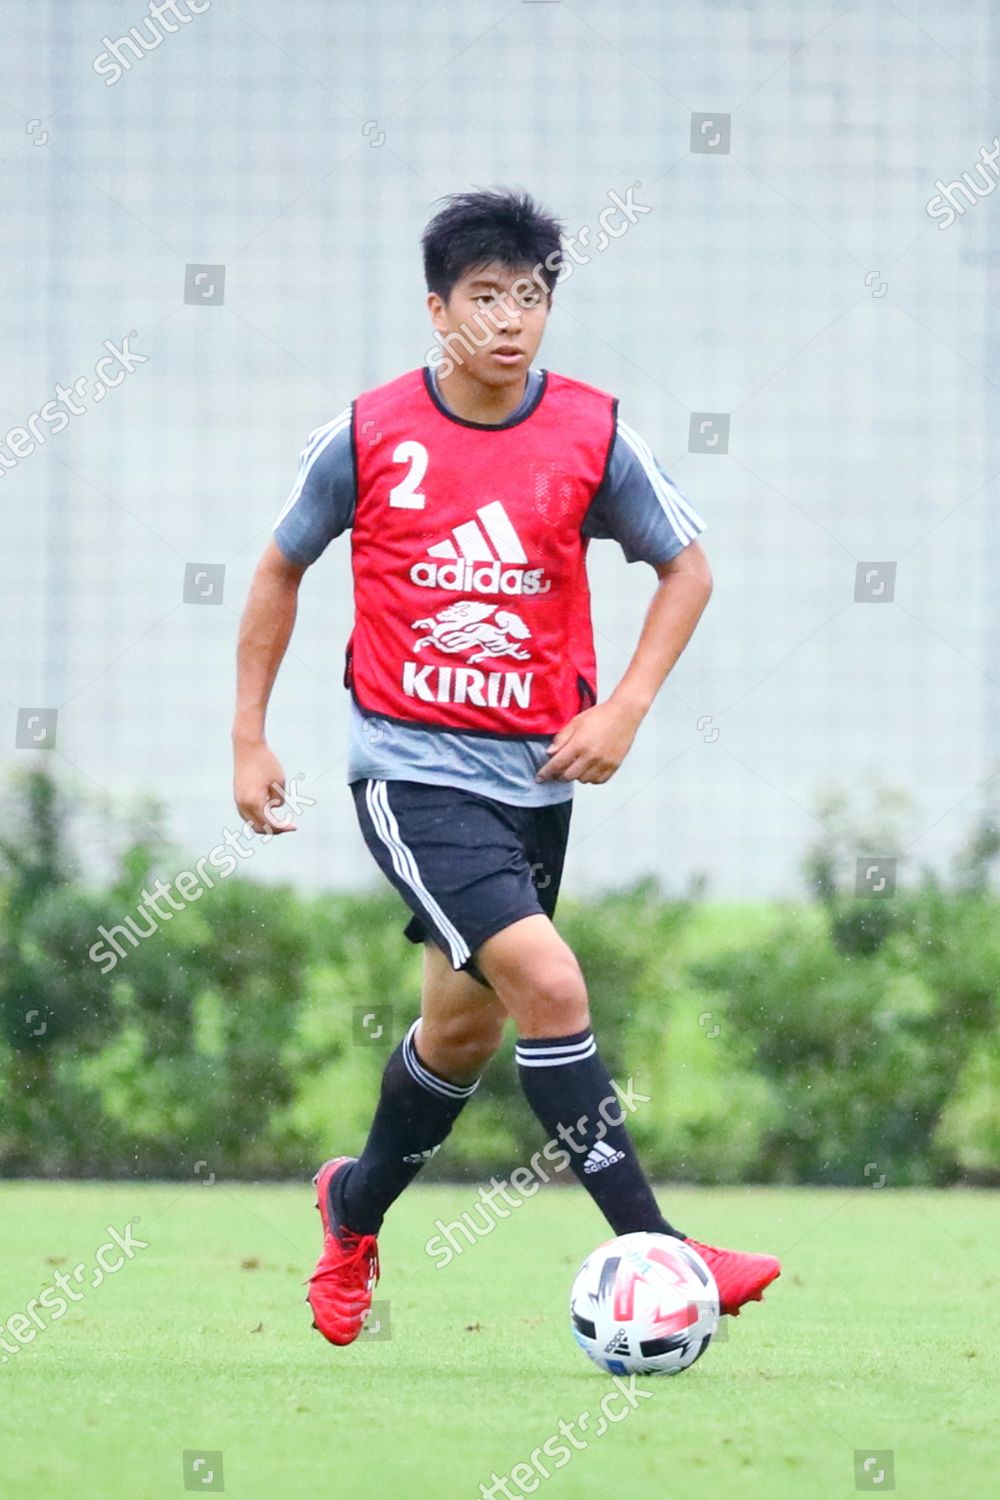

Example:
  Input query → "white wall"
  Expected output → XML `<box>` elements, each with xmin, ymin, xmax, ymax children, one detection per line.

<box><xmin>2</xmin><ymin>0</ymin><xmax>996</xmax><ymax>897</ymax></box>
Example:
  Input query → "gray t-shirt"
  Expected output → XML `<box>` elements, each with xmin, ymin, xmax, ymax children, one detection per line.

<box><xmin>273</xmin><ymin>366</ymin><xmax>705</xmax><ymax>806</ymax></box>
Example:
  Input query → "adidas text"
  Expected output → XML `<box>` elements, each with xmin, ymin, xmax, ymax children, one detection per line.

<box><xmin>410</xmin><ymin>559</ymin><xmax>551</xmax><ymax>596</ymax></box>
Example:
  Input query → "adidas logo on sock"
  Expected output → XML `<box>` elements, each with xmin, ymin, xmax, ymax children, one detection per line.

<box><xmin>402</xmin><ymin>1145</ymin><xmax>442</xmax><ymax>1164</ymax></box>
<box><xmin>582</xmin><ymin>1140</ymin><xmax>626</xmax><ymax>1174</ymax></box>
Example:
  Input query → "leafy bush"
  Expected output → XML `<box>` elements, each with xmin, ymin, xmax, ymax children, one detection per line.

<box><xmin>2</xmin><ymin>767</ymin><xmax>999</xmax><ymax>1184</ymax></box>
<box><xmin>692</xmin><ymin>798</ymin><xmax>1000</xmax><ymax>1184</ymax></box>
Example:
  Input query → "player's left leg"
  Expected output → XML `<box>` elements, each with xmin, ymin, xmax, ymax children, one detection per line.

<box><xmin>476</xmin><ymin>909</ymin><xmax>780</xmax><ymax>1318</ymax></box>
<box><xmin>476</xmin><ymin>912</ymin><xmax>684</xmax><ymax>1240</ymax></box>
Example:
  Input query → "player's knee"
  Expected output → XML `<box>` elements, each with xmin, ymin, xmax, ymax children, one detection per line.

<box><xmin>419</xmin><ymin>1011</ymin><xmax>504</xmax><ymax>1080</ymax></box>
<box><xmin>511</xmin><ymin>954</ymin><xmax>589</xmax><ymax>1037</ymax></box>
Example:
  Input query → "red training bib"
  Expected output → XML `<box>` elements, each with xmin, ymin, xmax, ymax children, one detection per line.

<box><xmin>346</xmin><ymin>367</ymin><xmax>617</xmax><ymax>737</ymax></box>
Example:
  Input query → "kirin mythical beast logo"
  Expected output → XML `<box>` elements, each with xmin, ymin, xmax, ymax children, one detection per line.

<box><xmin>411</xmin><ymin>601</ymin><xmax>532</xmax><ymax>664</ymax></box>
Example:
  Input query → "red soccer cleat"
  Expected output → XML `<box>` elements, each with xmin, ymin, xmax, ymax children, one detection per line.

<box><xmin>684</xmin><ymin>1236</ymin><xmax>781</xmax><ymax>1316</ymax></box>
<box><xmin>306</xmin><ymin>1157</ymin><xmax>380</xmax><ymax>1346</ymax></box>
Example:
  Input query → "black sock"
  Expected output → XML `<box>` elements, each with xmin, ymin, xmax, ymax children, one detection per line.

<box><xmin>515</xmin><ymin>1029</ymin><xmax>683</xmax><ymax>1238</ymax></box>
<box><xmin>338</xmin><ymin>1020</ymin><xmax>478</xmax><ymax>1234</ymax></box>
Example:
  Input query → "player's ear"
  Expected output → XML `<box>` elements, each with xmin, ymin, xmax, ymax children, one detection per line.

<box><xmin>427</xmin><ymin>290</ymin><xmax>448</xmax><ymax>330</ymax></box>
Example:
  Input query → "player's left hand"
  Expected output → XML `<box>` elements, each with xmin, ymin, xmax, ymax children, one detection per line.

<box><xmin>536</xmin><ymin>700</ymin><xmax>642</xmax><ymax>784</ymax></box>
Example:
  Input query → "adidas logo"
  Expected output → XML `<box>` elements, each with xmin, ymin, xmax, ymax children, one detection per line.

<box><xmin>401</xmin><ymin>1145</ymin><xmax>441</xmax><ymax>1164</ymax></box>
<box><xmin>410</xmin><ymin>501</ymin><xmax>552</xmax><ymax>597</ymax></box>
<box><xmin>583</xmin><ymin>1140</ymin><xmax>626</xmax><ymax>1174</ymax></box>
<box><xmin>604</xmin><ymin>1326</ymin><xmax>630</xmax><ymax>1355</ymax></box>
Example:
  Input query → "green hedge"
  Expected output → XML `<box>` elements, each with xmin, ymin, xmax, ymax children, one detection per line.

<box><xmin>1</xmin><ymin>769</ymin><xmax>998</xmax><ymax>1184</ymax></box>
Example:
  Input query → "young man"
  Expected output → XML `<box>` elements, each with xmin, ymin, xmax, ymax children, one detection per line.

<box><xmin>233</xmin><ymin>190</ymin><xmax>780</xmax><ymax>1347</ymax></box>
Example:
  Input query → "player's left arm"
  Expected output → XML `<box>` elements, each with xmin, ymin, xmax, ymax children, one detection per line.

<box><xmin>537</xmin><ymin>541</ymin><xmax>712</xmax><ymax>784</ymax></box>
<box><xmin>538</xmin><ymin>420</ymin><xmax>712</xmax><ymax>785</ymax></box>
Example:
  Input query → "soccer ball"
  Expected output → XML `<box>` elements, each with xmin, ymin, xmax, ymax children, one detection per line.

<box><xmin>569</xmin><ymin>1232</ymin><xmax>719</xmax><ymax>1375</ymax></box>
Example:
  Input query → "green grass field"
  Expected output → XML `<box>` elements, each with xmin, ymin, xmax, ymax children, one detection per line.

<box><xmin>1</xmin><ymin>1181</ymin><xmax>996</xmax><ymax>1499</ymax></box>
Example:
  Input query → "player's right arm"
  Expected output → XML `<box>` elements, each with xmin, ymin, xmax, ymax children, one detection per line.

<box><xmin>231</xmin><ymin>407</ymin><xmax>357</xmax><ymax>833</ymax></box>
<box><xmin>232</xmin><ymin>541</ymin><xmax>307</xmax><ymax>834</ymax></box>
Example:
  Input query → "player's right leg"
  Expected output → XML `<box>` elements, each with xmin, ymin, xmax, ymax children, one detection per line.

<box><xmin>308</xmin><ymin>941</ymin><xmax>505</xmax><ymax>1345</ymax></box>
<box><xmin>337</xmin><ymin>943</ymin><xmax>505</xmax><ymax>1232</ymax></box>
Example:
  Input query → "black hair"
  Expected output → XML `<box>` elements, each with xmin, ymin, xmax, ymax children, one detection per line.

<box><xmin>421</xmin><ymin>188</ymin><xmax>564</xmax><ymax>303</ymax></box>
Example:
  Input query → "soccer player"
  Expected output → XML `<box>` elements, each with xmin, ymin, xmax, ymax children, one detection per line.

<box><xmin>232</xmin><ymin>190</ymin><xmax>780</xmax><ymax>1347</ymax></box>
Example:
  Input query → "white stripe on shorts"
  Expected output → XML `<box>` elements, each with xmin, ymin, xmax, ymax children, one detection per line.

<box><xmin>364</xmin><ymin>779</ymin><xmax>471</xmax><ymax>970</ymax></box>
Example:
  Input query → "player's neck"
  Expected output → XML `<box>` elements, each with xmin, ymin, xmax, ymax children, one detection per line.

<box><xmin>433</xmin><ymin>364</ymin><xmax>529</xmax><ymax>426</ymax></box>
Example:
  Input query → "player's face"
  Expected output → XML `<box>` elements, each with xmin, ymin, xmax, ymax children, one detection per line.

<box><xmin>429</xmin><ymin>261</ymin><xmax>550</xmax><ymax>388</ymax></box>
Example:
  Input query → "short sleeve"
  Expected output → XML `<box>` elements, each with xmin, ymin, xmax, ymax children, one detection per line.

<box><xmin>583</xmin><ymin>417</ymin><xmax>706</xmax><ymax>566</ymax></box>
<box><xmin>272</xmin><ymin>407</ymin><xmax>356</xmax><ymax>566</ymax></box>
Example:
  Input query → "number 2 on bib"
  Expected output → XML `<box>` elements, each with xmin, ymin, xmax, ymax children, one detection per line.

<box><xmin>387</xmin><ymin>441</ymin><xmax>428</xmax><ymax>509</ymax></box>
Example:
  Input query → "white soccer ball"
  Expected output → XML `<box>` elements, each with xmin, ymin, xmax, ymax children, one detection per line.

<box><xmin>570</xmin><ymin>1232</ymin><xmax>719</xmax><ymax>1375</ymax></box>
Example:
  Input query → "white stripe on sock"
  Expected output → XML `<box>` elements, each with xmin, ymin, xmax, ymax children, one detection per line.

<box><xmin>515</xmin><ymin>1039</ymin><xmax>597</xmax><ymax>1067</ymax></box>
<box><xmin>403</xmin><ymin>1021</ymin><xmax>479</xmax><ymax>1099</ymax></box>
<box><xmin>516</xmin><ymin>1035</ymin><xmax>595</xmax><ymax>1058</ymax></box>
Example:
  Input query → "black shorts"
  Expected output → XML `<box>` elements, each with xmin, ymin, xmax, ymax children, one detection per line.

<box><xmin>352</xmin><ymin>778</ymin><xmax>572</xmax><ymax>978</ymax></box>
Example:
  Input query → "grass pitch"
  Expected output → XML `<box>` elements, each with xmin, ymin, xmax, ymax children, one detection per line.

<box><xmin>1</xmin><ymin>1181</ymin><xmax>996</xmax><ymax>1499</ymax></box>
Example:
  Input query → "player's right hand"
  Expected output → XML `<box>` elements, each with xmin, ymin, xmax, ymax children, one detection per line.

<box><xmin>233</xmin><ymin>741</ymin><xmax>297</xmax><ymax>834</ymax></box>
